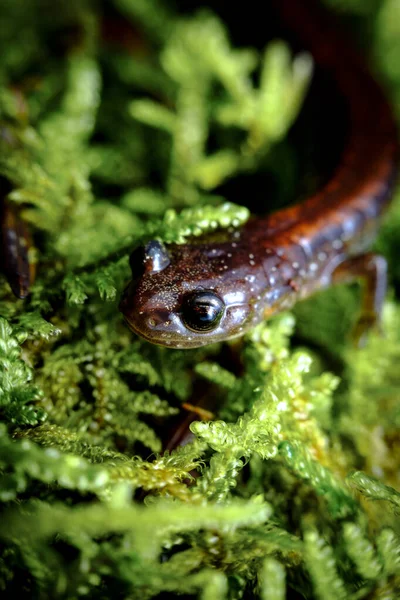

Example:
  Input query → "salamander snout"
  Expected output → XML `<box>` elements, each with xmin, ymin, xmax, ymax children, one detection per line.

<box><xmin>119</xmin><ymin>282</ymin><xmax>229</xmax><ymax>347</ymax></box>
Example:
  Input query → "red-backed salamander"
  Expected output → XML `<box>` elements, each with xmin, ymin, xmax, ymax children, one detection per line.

<box><xmin>120</xmin><ymin>0</ymin><xmax>399</xmax><ymax>349</ymax></box>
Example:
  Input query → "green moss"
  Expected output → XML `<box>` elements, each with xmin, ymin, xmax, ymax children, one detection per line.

<box><xmin>0</xmin><ymin>0</ymin><xmax>399</xmax><ymax>598</ymax></box>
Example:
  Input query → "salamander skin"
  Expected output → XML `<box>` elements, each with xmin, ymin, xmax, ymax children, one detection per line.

<box><xmin>119</xmin><ymin>0</ymin><xmax>399</xmax><ymax>349</ymax></box>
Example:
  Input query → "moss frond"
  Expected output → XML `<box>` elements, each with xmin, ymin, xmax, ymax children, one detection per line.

<box><xmin>0</xmin><ymin>318</ymin><xmax>46</xmax><ymax>426</ymax></box>
<box><xmin>258</xmin><ymin>558</ymin><xmax>286</xmax><ymax>600</ymax></box>
<box><xmin>304</xmin><ymin>530</ymin><xmax>347</xmax><ymax>600</ymax></box>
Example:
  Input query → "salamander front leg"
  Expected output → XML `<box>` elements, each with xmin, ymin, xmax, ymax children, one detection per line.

<box><xmin>331</xmin><ymin>253</ymin><xmax>387</xmax><ymax>346</ymax></box>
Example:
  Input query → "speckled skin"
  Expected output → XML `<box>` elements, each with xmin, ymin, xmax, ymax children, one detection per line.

<box><xmin>119</xmin><ymin>0</ymin><xmax>399</xmax><ymax>349</ymax></box>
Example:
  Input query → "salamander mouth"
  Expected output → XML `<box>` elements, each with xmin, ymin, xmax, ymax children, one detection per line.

<box><xmin>121</xmin><ymin>305</ymin><xmax>252</xmax><ymax>349</ymax></box>
<box><xmin>121</xmin><ymin>313</ymin><xmax>212</xmax><ymax>349</ymax></box>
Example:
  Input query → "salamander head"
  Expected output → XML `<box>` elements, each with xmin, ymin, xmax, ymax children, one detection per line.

<box><xmin>119</xmin><ymin>239</ymin><xmax>256</xmax><ymax>348</ymax></box>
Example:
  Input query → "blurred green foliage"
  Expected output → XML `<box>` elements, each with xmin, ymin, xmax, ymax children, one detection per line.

<box><xmin>0</xmin><ymin>0</ymin><xmax>399</xmax><ymax>598</ymax></box>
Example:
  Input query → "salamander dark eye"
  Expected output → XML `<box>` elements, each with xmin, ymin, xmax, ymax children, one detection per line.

<box><xmin>129</xmin><ymin>240</ymin><xmax>170</xmax><ymax>280</ymax></box>
<box><xmin>182</xmin><ymin>291</ymin><xmax>225</xmax><ymax>332</ymax></box>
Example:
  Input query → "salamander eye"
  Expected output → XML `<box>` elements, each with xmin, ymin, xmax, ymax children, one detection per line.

<box><xmin>129</xmin><ymin>240</ymin><xmax>170</xmax><ymax>280</ymax></box>
<box><xmin>182</xmin><ymin>291</ymin><xmax>225</xmax><ymax>332</ymax></box>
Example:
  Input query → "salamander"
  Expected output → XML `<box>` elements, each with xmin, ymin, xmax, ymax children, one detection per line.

<box><xmin>120</xmin><ymin>0</ymin><xmax>398</xmax><ymax>349</ymax></box>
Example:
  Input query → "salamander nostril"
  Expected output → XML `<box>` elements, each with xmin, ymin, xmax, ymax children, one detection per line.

<box><xmin>147</xmin><ymin>309</ymin><xmax>174</xmax><ymax>329</ymax></box>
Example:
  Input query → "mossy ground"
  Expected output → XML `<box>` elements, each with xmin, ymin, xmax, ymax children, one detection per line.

<box><xmin>0</xmin><ymin>0</ymin><xmax>399</xmax><ymax>598</ymax></box>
